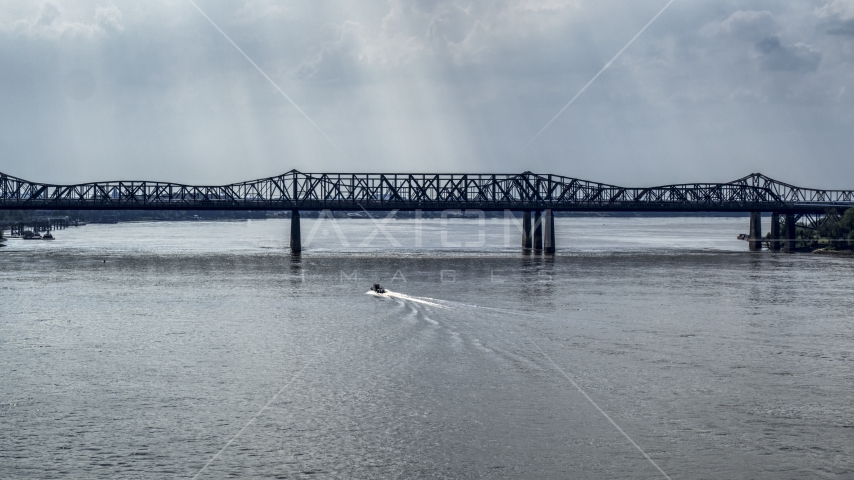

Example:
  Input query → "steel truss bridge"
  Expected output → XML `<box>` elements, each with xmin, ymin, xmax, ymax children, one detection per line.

<box><xmin>1</xmin><ymin>171</ymin><xmax>853</xmax><ymax>220</ymax></box>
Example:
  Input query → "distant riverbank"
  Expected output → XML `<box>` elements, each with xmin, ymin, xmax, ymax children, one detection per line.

<box><xmin>793</xmin><ymin>207</ymin><xmax>854</xmax><ymax>254</ymax></box>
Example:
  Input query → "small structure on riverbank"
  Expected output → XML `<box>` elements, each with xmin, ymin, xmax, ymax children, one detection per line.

<box><xmin>3</xmin><ymin>217</ymin><xmax>69</xmax><ymax>238</ymax></box>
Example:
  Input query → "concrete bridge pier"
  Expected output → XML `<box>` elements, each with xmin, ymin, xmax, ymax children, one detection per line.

<box><xmin>290</xmin><ymin>209</ymin><xmax>301</xmax><ymax>253</ymax></box>
<box><xmin>533</xmin><ymin>211</ymin><xmax>543</xmax><ymax>252</ymax></box>
<box><xmin>543</xmin><ymin>209</ymin><xmax>555</xmax><ymax>254</ymax></box>
<box><xmin>749</xmin><ymin>212</ymin><xmax>762</xmax><ymax>251</ymax></box>
<box><xmin>784</xmin><ymin>213</ymin><xmax>796</xmax><ymax>253</ymax></box>
<box><xmin>770</xmin><ymin>213</ymin><xmax>781</xmax><ymax>251</ymax></box>
<box><xmin>522</xmin><ymin>211</ymin><xmax>533</xmax><ymax>249</ymax></box>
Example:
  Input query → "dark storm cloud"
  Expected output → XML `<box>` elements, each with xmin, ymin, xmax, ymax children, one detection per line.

<box><xmin>818</xmin><ymin>0</ymin><xmax>854</xmax><ymax>36</ymax></box>
<box><xmin>1</xmin><ymin>1</ymin><xmax>854</xmax><ymax>188</ymax></box>
<box><xmin>756</xmin><ymin>36</ymin><xmax>821</xmax><ymax>72</ymax></box>
<box><xmin>826</xmin><ymin>19</ymin><xmax>854</xmax><ymax>35</ymax></box>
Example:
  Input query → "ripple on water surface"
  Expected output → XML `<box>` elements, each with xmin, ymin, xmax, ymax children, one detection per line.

<box><xmin>1</xmin><ymin>218</ymin><xmax>853</xmax><ymax>479</ymax></box>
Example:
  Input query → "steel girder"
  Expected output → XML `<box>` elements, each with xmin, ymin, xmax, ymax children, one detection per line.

<box><xmin>1</xmin><ymin>171</ymin><xmax>853</xmax><ymax>213</ymax></box>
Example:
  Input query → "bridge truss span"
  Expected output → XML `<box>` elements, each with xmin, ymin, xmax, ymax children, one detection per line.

<box><xmin>1</xmin><ymin>170</ymin><xmax>853</xmax><ymax>213</ymax></box>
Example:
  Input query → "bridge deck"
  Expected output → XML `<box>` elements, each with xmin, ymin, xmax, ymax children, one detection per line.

<box><xmin>1</xmin><ymin>171</ymin><xmax>852</xmax><ymax>214</ymax></box>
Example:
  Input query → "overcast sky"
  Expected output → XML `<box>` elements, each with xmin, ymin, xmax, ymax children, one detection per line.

<box><xmin>1</xmin><ymin>0</ymin><xmax>853</xmax><ymax>188</ymax></box>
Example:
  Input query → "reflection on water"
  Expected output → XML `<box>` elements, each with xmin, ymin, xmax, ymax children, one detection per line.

<box><xmin>1</xmin><ymin>218</ymin><xmax>853</xmax><ymax>479</ymax></box>
<box><xmin>0</xmin><ymin>216</ymin><xmax>772</xmax><ymax>255</ymax></box>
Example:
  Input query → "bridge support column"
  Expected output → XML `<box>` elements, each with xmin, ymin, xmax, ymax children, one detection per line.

<box><xmin>290</xmin><ymin>210</ymin><xmax>301</xmax><ymax>254</ymax></box>
<box><xmin>749</xmin><ymin>212</ymin><xmax>762</xmax><ymax>251</ymax></box>
<box><xmin>522</xmin><ymin>211</ymin><xmax>532</xmax><ymax>249</ymax></box>
<box><xmin>770</xmin><ymin>213</ymin><xmax>781</xmax><ymax>251</ymax></box>
<box><xmin>543</xmin><ymin>209</ymin><xmax>555</xmax><ymax>254</ymax></box>
<box><xmin>533</xmin><ymin>211</ymin><xmax>543</xmax><ymax>252</ymax></box>
<box><xmin>784</xmin><ymin>214</ymin><xmax>796</xmax><ymax>253</ymax></box>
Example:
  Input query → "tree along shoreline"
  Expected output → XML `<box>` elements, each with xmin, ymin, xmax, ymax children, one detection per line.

<box><xmin>784</xmin><ymin>207</ymin><xmax>854</xmax><ymax>253</ymax></box>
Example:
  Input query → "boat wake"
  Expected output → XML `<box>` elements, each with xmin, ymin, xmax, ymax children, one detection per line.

<box><xmin>366</xmin><ymin>289</ymin><xmax>447</xmax><ymax>308</ymax></box>
<box><xmin>433</xmin><ymin>300</ymin><xmax>543</xmax><ymax>318</ymax></box>
<box><xmin>366</xmin><ymin>287</ymin><xmax>537</xmax><ymax>315</ymax></box>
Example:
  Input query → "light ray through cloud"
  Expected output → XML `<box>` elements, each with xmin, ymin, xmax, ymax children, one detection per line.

<box><xmin>185</xmin><ymin>0</ymin><xmax>343</xmax><ymax>154</ymax></box>
<box><xmin>524</xmin><ymin>0</ymin><xmax>677</xmax><ymax>150</ymax></box>
<box><xmin>2</xmin><ymin>1</ymin><xmax>853</xmax><ymax>187</ymax></box>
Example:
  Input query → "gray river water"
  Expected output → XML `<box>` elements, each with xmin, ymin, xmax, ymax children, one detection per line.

<box><xmin>1</xmin><ymin>217</ymin><xmax>853</xmax><ymax>479</ymax></box>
